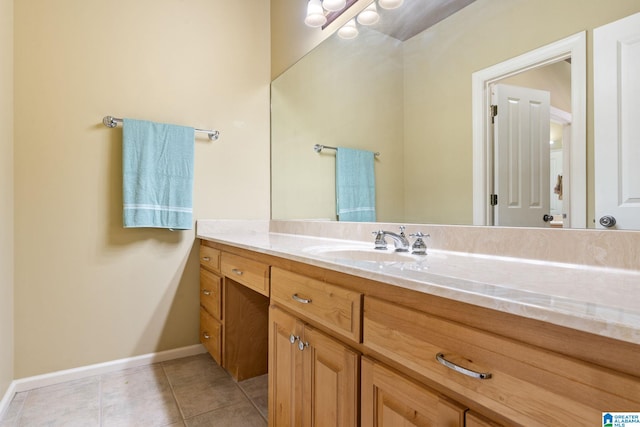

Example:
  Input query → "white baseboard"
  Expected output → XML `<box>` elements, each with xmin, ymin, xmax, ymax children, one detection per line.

<box><xmin>0</xmin><ymin>344</ymin><xmax>206</xmax><ymax>420</ymax></box>
<box><xmin>0</xmin><ymin>381</ymin><xmax>17</xmax><ymax>421</ymax></box>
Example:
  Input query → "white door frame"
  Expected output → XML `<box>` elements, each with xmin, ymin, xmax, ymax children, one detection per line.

<box><xmin>471</xmin><ymin>32</ymin><xmax>586</xmax><ymax>227</ymax></box>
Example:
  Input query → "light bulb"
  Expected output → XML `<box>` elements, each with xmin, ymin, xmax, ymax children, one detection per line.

<box><xmin>378</xmin><ymin>0</ymin><xmax>404</xmax><ymax>9</ymax></box>
<box><xmin>357</xmin><ymin>3</ymin><xmax>379</xmax><ymax>26</ymax></box>
<box><xmin>305</xmin><ymin>0</ymin><xmax>327</xmax><ymax>27</ymax></box>
<box><xmin>322</xmin><ymin>0</ymin><xmax>346</xmax><ymax>12</ymax></box>
<box><xmin>338</xmin><ymin>19</ymin><xmax>359</xmax><ymax>39</ymax></box>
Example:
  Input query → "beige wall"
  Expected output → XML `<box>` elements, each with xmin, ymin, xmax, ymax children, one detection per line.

<box><xmin>0</xmin><ymin>0</ymin><xmax>14</xmax><ymax>399</ymax></box>
<box><xmin>13</xmin><ymin>0</ymin><xmax>270</xmax><ymax>377</ymax></box>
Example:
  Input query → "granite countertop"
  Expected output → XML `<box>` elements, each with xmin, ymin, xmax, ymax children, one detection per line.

<box><xmin>196</xmin><ymin>222</ymin><xmax>640</xmax><ymax>345</ymax></box>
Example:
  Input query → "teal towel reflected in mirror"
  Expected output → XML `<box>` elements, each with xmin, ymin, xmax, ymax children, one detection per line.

<box><xmin>336</xmin><ymin>147</ymin><xmax>376</xmax><ymax>222</ymax></box>
<box><xmin>122</xmin><ymin>118</ymin><xmax>195</xmax><ymax>230</ymax></box>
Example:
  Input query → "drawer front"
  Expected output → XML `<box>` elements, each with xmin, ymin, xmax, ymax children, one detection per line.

<box><xmin>200</xmin><ymin>245</ymin><xmax>221</xmax><ymax>273</ymax></box>
<box><xmin>221</xmin><ymin>252</ymin><xmax>270</xmax><ymax>296</ymax></box>
<box><xmin>200</xmin><ymin>268</ymin><xmax>222</xmax><ymax>320</ymax></box>
<box><xmin>200</xmin><ymin>307</ymin><xmax>222</xmax><ymax>365</ymax></box>
<box><xmin>363</xmin><ymin>296</ymin><xmax>640</xmax><ymax>426</ymax></box>
<box><xmin>271</xmin><ymin>267</ymin><xmax>362</xmax><ymax>343</ymax></box>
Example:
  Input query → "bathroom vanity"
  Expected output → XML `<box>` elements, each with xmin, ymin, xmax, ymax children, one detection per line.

<box><xmin>198</xmin><ymin>221</ymin><xmax>640</xmax><ymax>426</ymax></box>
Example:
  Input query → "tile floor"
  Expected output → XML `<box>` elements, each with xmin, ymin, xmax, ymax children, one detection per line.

<box><xmin>0</xmin><ymin>353</ymin><xmax>268</xmax><ymax>427</ymax></box>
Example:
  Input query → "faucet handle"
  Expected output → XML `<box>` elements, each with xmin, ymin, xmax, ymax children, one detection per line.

<box><xmin>410</xmin><ymin>231</ymin><xmax>428</xmax><ymax>238</ymax></box>
<box><xmin>398</xmin><ymin>225</ymin><xmax>406</xmax><ymax>236</ymax></box>
<box><xmin>409</xmin><ymin>232</ymin><xmax>430</xmax><ymax>255</ymax></box>
<box><xmin>372</xmin><ymin>230</ymin><xmax>387</xmax><ymax>250</ymax></box>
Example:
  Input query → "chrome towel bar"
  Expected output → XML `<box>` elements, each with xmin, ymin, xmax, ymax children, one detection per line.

<box><xmin>103</xmin><ymin>116</ymin><xmax>220</xmax><ymax>141</ymax></box>
<box><xmin>313</xmin><ymin>143</ymin><xmax>379</xmax><ymax>157</ymax></box>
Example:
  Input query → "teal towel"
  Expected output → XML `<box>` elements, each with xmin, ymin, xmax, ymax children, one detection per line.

<box><xmin>336</xmin><ymin>147</ymin><xmax>376</xmax><ymax>222</ymax></box>
<box><xmin>122</xmin><ymin>118</ymin><xmax>195</xmax><ymax>230</ymax></box>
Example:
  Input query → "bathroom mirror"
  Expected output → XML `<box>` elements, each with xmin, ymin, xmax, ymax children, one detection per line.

<box><xmin>271</xmin><ymin>0</ymin><xmax>640</xmax><ymax>229</ymax></box>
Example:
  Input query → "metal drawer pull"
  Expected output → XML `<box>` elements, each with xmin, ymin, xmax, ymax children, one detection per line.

<box><xmin>292</xmin><ymin>294</ymin><xmax>312</xmax><ymax>304</ymax></box>
<box><xmin>289</xmin><ymin>334</ymin><xmax>299</xmax><ymax>345</ymax></box>
<box><xmin>298</xmin><ymin>340</ymin><xmax>309</xmax><ymax>351</ymax></box>
<box><xmin>436</xmin><ymin>353</ymin><xmax>492</xmax><ymax>379</ymax></box>
<box><xmin>203</xmin><ymin>332</ymin><xmax>210</xmax><ymax>340</ymax></box>
<box><xmin>202</xmin><ymin>256</ymin><xmax>211</xmax><ymax>261</ymax></box>
<box><xmin>202</xmin><ymin>289</ymin><xmax>211</xmax><ymax>296</ymax></box>
<box><xmin>231</xmin><ymin>268</ymin><xmax>243</xmax><ymax>276</ymax></box>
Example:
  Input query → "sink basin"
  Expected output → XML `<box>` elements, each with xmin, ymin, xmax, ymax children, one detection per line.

<box><xmin>303</xmin><ymin>245</ymin><xmax>426</xmax><ymax>263</ymax></box>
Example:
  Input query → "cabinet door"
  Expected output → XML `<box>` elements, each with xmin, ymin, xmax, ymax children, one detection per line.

<box><xmin>466</xmin><ymin>411</ymin><xmax>503</xmax><ymax>427</ymax></box>
<box><xmin>361</xmin><ymin>357</ymin><xmax>466</xmax><ymax>427</ymax></box>
<box><xmin>302</xmin><ymin>325</ymin><xmax>359</xmax><ymax>427</ymax></box>
<box><xmin>269</xmin><ymin>306</ymin><xmax>304</xmax><ymax>427</ymax></box>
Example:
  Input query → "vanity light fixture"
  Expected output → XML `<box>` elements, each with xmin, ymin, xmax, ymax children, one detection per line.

<box><xmin>357</xmin><ymin>2</ymin><xmax>380</xmax><ymax>25</ymax></box>
<box><xmin>322</xmin><ymin>0</ymin><xmax>347</xmax><ymax>12</ymax></box>
<box><xmin>305</xmin><ymin>0</ymin><xmax>327</xmax><ymax>27</ymax></box>
<box><xmin>305</xmin><ymin>0</ymin><xmax>401</xmax><ymax>31</ymax></box>
<box><xmin>338</xmin><ymin>18</ymin><xmax>359</xmax><ymax>39</ymax></box>
<box><xmin>377</xmin><ymin>0</ymin><xmax>403</xmax><ymax>9</ymax></box>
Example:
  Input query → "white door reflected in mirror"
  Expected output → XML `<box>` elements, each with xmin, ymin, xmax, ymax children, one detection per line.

<box><xmin>594</xmin><ymin>11</ymin><xmax>640</xmax><ymax>230</ymax></box>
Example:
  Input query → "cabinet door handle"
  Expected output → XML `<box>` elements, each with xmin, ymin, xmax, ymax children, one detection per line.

<box><xmin>231</xmin><ymin>268</ymin><xmax>244</xmax><ymax>276</ymax></box>
<box><xmin>203</xmin><ymin>332</ymin><xmax>211</xmax><ymax>340</ymax></box>
<box><xmin>289</xmin><ymin>334</ymin><xmax>299</xmax><ymax>345</ymax></box>
<box><xmin>436</xmin><ymin>353</ymin><xmax>492</xmax><ymax>379</ymax></box>
<box><xmin>202</xmin><ymin>256</ymin><xmax>211</xmax><ymax>261</ymax></box>
<box><xmin>292</xmin><ymin>293</ymin><xmax>312</xmax><ymax>304</ymax></box>
<box><xmin>298</xmin><ymin>340</ymin><xmax>309</xmax><ymax>351</ymax></box>
<box><xmin>202</xmin><ymin>289</ymin><xmax>212</xmax><ymax>296</ymax></box>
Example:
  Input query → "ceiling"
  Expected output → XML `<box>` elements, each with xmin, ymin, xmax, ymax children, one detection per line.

<box><xmin>373</xmin><ymin>0</ymin><xmax>476</xmax><ymax>41</ymax></box>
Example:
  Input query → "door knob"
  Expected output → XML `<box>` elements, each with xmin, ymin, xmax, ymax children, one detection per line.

<box><xmin>543</xmin><ymin>214</ymin><xmax>554</xmax><ymax>222</ymax></box>
<box><xmin>599</xmin><ymin>215</ymin><xmax>616</xmax><ymax>228</ymax></box>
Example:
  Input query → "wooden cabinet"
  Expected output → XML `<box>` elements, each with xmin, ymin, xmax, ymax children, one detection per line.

<box><xmin>200</xmin><ymin>241</ymin><xmax>640</xmax><ymax>427</ymax></box>
<box><xmin>271</xmin><ymin>267</ymin><xmax>362</xmax><ymax>343</ymax></box>
<box><xmin>361</xmin><ymin>357</ymin><xmax>466</xmax><ymax>427</ymax></box>
<box><xmin>200</xmin><ymin>245</ymin><xmax>221</xmax><ymax>273</ymax></box>
<box><xmin>199</xmin><ymin>247</ymin><xmax>223</xmax><ymax>365</ymax></box>
<box><xmin>269</xmin><ymin>305</ymin><xmax>359</xmax><ymax>427</ymax></box>
<box><xmin>221</xmin><ymin>252</ymin><xmax>270</xmax><ymax>296</ymax></box>
<box><xmin>465</xmin><ymin>412</ymin><xmax>504</xmax><ymax>427</ymax></box>
<box><xmin>363</xmin><ymin>296</ymin><xmax>640</xmax><ymax>426</ymax></box>
<box><xmin>199</xmin><ymin>243</ymin><xmax>270</xmax><ymax>381</ymax></box>
<box><xmin>199</xmin><ymin>307</ymin><xmax>222</xmax><ymax>364</ymax></box>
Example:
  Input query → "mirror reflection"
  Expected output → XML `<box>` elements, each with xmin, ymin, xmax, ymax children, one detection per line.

<box><xmin>271</xmin><ymin>0</ymin><xmax>640</xmax><ymax>228</ymax></box>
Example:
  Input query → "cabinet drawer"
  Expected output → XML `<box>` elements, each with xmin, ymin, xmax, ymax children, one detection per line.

<box><xmin>200</xmin><ymin>245</ymin><xmax>221</xmax><ymax>273</ymax></box>
<box><xmin>200</xmin><ymin>307</ymin><xmax>222</xmax><ymax>365</ymax></box>
<box><xmin>200</xmin><ymin>268</ymin><xmax>222</xmax><ymax>320</ymax></box>
<box><xmin>271</xmin><ymin>267</ymin><xmax>362</xmax><ymax>343</ymax></box>
<box><xmin>221</xmin><ymin>252</ymin><xmax>270</xmax><ymax>296</ymax></box>
<box><xmin>363</xmin><ymin>296</ymin><xmax>640</xmax><ymax>426</ymax></box>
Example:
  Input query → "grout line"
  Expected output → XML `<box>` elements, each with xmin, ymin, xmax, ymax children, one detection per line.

<box><xmin>236</xmin><ymin>376</ymin><xmax>268</xmax><ymax>423</ymax></box>
<box><xmin>160</xmin><ymin>361</ymin><xmax>187</xmax><ymax>422</ymax></box>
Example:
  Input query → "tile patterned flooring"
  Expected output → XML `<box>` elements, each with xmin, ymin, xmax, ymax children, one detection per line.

<box><xmin>0</xmin><ymin>353</ymin><xmax>267</xmax><ymax>427</ymax></box>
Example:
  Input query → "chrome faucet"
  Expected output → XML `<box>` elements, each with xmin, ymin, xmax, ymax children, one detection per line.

<box><xmin>372</xmin><ymin>226</ymin><xmax>411</xmax><ymax>252</ymax></box>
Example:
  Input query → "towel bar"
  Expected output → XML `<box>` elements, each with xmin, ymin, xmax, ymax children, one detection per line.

<box><xmin>103</xmin><ymin>116</ymin><xmax>220</xmax><ymax>141</ymax></box>
<box><xmin>314</xmin><ymin>144</ymin><xmax>379</xmax><ymax>157</ymax></box>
